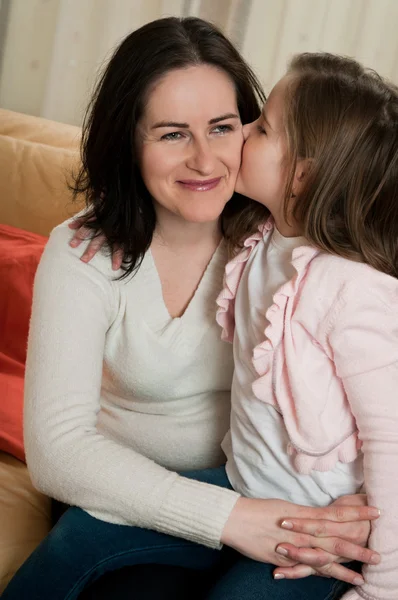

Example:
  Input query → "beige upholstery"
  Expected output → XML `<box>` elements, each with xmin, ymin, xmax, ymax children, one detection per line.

<box><xmin>0</xmin><ymin>109</ymin><xmax>84</xmax><ymax>591</ymax></box>
<box><xmin>0</xmin><ymin>452</ymin><xmax>52</xmax><ymax>593</ymax></box>
<box><xmin>0</xmin><ymin>108</ymin><xmax>84</xmax><ymax>236</ymax></box>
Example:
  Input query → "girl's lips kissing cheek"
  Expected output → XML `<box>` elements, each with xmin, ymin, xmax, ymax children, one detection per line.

<box><xmin>177</xmin><ymin>178</ymin><xmax>222</xmax><ymax>192</ymax></box>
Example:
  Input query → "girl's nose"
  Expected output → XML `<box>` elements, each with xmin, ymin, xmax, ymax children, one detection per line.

<box><xmin>242</xmin><ymin>122</ymin><xmax>253</xmax><ymax>141</ymax></box>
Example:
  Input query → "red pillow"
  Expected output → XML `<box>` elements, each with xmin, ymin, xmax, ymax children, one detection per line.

<box><xmin>0</xmin><ymin>225</ymin><xmax>47</xmax><ymax>462</ymax></box>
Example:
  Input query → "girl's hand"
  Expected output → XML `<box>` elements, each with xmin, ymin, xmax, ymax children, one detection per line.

<box><xmin>68</xmin><ymin>219</ymin><xmax>123</xmax><ymax>270</ymax></box>
<box><xmin>273</xmin><ymin>493</ymin><xmax>376</xmax><ymax>584</ymax></box>
<box><xmin>221</xmin><ymin>496</ymin><xmax>380</xmax><ymax>585</ymax></box>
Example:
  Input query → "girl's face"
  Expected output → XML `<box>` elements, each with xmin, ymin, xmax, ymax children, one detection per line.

<box><xmin>137</xmin><ymin>65</ymin><xmax>243</xmax><ymax>225</ymax></box>
<box><xmin>236</xmin><ymin>75</ymin><xmax>300</xmax><ymax>233</ymax></box>
<box><xmin>236</xmin><ymin>76</ymin><xmax>289</xmax><ymax>211</ymax></box>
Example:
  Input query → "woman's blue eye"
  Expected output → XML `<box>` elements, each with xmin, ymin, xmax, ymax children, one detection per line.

<box><xmin>161</xmin><ymin>132</ymin><xmax>183</xmax><ymax>141</ymax></box>
<box><xmin>212</xmin><ymin>124</ymin><xmax>233</xmax><ymax>134</ymax></box>
<box><xmin>161</xmin><ymin>124</ymin><xmax>233</xmax><ymax>140</ymax></box>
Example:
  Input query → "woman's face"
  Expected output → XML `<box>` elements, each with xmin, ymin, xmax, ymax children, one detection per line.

<box><xmin>137</xmin><ymin>65</ymin><xmax>243</xmax><ymax>224</ymax></box>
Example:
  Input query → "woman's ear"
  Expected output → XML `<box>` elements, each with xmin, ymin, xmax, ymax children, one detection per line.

<box><xmin>292</xmin><ymin>158</ymin><xmax>312</xmax><ymax>197</ymax></box>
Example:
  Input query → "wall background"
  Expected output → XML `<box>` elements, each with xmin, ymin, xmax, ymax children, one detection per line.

<box><xmin>1</xmin><ymin>0</ymin><xmax>398</xmax><ymax>126</ymax></box>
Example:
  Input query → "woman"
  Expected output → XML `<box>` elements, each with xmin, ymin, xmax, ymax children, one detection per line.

<box><xmin>3</xmin><ymin>17</ymin><xmax>377</xmax><ymax>600</ymax></box>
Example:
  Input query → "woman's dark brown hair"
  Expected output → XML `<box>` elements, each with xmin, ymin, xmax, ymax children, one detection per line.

<box><xmin>283</xmin><ymin>53</ymin><xmax>398</xmax><ymax>278</ymax></box>
<box><xmin>72</xmin><ymin>16</ymin><xmax>267</xmax><ymax>277</ymax></box>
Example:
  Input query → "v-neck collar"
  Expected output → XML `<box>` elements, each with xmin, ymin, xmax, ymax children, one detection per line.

<box><xmin>150</xmin><ymin>239</ymin><xmax>225</xmax><ymax>319</ymax></box>
<box><xmin>135</xmin><ymin>241</ymin><xmax>227</xmax><ymax>343</ymax></box>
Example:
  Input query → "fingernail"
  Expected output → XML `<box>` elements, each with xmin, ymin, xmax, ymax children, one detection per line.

<box><xmin>370</xmin><ymin>554</ymin><xmax>380</xmax><ymax>565</ymax></box>
<box><xmin>369</xmin><ymin>508</ymin><xmax>381</xmax><ymax>518</ymax></box>
<box><xmin>353</xmin><ymin>576</ymin><xmax>365</xmax><ymax>586</ymax></box>
<box><xmin>274</xmin><ymin>574</ymin><xmax>285</xmax><ymax>580</ymax></box>
<box><xmin>281</xmin><ymin>520</ymin><xmax>293</xmax><ymax>529</ymax></box>
<box><xmin>70</xmin><ymin>240</ymin><xmax>78</xmax><ymax>247</ymax></box>
<box><xmin>276</xmin><ymin>547</ymin><xmax>289</xmax><ymax>556</ymax></box>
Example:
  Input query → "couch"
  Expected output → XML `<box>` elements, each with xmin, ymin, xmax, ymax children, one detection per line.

<box><xmin>0</xmin><ymin>108</ymin><xmax>84</xmax><ymax>592</ymax></box>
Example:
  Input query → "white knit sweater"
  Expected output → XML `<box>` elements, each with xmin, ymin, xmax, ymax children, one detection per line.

<box><xmin>24</xmin><ymin>220</ymin><xmax>240</xmax><ymax>548</ymax></box>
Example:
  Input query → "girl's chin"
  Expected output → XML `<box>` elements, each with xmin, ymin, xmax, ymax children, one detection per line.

<box><xmin>234</xmin><ymin>178</ymin><xmax>263</xmax><ymax>205</ymax></box>
<box><xmin>234</xmin><ymin>176</ymin><xmax>246</xmax><ymax>196</ymax></box>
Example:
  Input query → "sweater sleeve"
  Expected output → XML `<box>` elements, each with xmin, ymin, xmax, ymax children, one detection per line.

<box><xmin>327</xmin><ymin>282</ymin><xmax>398</xmax><ymax>600</ymax></box>
<box><xmin>24</xmin><ymin>224</ymin><xmax>239</xmax><ymax>549</ymax></box>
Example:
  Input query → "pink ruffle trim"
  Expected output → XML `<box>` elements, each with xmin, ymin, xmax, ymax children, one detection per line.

<box><xmin>216</xmin><ymin>219</ymin><xmax>273</xmax><ymax>343</ymax></box>
<box><xmin>286</xmin><ymin>431</ymin><xmax>360</xmax><ymax>475</ymax></box>
<box><xmin>216</xmin><ymin>220</ymin><xmax>360</xmax><ymax>475</ymax></box>
<box><xmin>252</xmin><ymin>244</ymin><xmax>319</xmax><ymax>376</ymax></box>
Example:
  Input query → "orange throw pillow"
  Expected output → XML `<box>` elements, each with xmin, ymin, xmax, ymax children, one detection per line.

<box><xmin>0</xmin><ymin>225</ymin><xmax>47</xmax><ymax>462</ymax></box>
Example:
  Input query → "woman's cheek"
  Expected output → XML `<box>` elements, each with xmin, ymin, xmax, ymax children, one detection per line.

<box><xmin>229</xmin><ymin>134</ymin><xmax>245</xmax><ymax>172</ymax></box>
<box><xmin>240</xmin><ymin>143</ymin><xmax>252</xmax><ymax>175</ymax></box>
<box><xmin>141</xmin><ymin>145</ymin><xmax>183</xmax><ymax>175</ymax></box>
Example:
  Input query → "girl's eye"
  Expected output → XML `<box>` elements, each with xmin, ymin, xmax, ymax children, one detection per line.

<box><xmin>161</xmin><ymin>131</ymin><xmax>184</xmax><ymax>141</ymax></box>
<box><xmin>257</xmin><ymin>125</ymin><xmax>266</xmax><ymax>135</ymax></box>
<box><xmin>212</xmin><ymin>124</ymin><xmax>234</xmax><ymax>134</ymax></box>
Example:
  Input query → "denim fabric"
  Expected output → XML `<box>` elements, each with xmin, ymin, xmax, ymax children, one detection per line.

<box><xmin>206</xmin><ymin>551</ymin><xmax>353</xmax><ymax>599</ymax></box>
<box><xmin>1</xmin><ymin>466</ymin><xmax>354</xmax><ymax>600</ymax></box>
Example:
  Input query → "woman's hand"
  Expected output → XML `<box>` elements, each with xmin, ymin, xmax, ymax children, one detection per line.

<box><xmin>273</xmin><ymin>494</ymin><xmax>377</xmax><ymax>584</ymax></box>
<box><xmin>221</xmin><ymin>495</ymin><xmax>380</xmax><ymax>585</ymax></box>
<box><xmin>68</xmin><ymin>218</ymin><xmax>123</xmax><ymax>270</ymax></box>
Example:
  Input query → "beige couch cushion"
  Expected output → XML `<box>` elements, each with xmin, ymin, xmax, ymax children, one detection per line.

<box><xmin>0</xmin><ymin>108</ymin><xmax>84</xmax><ymax>236</ymax></box>
<box><xmin>0</xmin><ymin>451</ymin><xmax>52</xmax><ymax>593</ymax></box>
<box><xmin>0</xmin><ymin>110</ymin><xmax>86</xmax><ymax>591</ymax></box>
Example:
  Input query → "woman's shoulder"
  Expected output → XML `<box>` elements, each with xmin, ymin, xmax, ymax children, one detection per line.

<box><xmin>46</xmin><ymin>218</ymin><xmax>122</xmax><ymax>282</ymax></box>
<box><xmin>33</xmin><ymin>219</ymin><xmax>123</xmax><ymax>324</ymax></box>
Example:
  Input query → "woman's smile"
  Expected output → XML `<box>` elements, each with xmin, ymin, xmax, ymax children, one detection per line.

<box><xmin>177</xmin><ymin>177</ymin><xmax>222</xmax><ymax>192</ymax></box>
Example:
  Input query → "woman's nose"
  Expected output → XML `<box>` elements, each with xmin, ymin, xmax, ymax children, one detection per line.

<box><xmin>186</xmin><ymin>140</ymin><xmax>216</xmax><ymax>175</ymax></box>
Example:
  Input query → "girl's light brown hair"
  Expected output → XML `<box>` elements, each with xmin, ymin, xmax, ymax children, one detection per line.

<box><xmin>283</xmin><ymin>52</ymin><xmax>398</xmax><ymax>278</ymax></box>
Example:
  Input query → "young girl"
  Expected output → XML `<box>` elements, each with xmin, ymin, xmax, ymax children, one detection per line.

<box><xmin>216</xmin><ymin>52</ymin><xmax>398</xmax><ymax>600</ymax></box>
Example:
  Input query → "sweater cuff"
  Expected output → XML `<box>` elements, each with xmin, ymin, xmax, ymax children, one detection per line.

<box><xmin>154</xmin><ymin>475</ymin><xmax>240</xmax><ymax>549</ymax></box>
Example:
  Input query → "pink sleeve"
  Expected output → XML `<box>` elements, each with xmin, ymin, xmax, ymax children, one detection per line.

<box><xmin>340</xmin><ymin>590</ymin><xmax>364</xmax><ymax>600</ymax></box>
<box><xmin>329</xmin><ymin>285</ymin><xmax>398</xmax><ymax>600</ymax></box>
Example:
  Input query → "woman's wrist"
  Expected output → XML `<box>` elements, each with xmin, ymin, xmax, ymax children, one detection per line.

<box><xmin>220</xmin><ymin>496</ymin><xmax>245</xmax><ymax>546</ymax></box>
<box><xmin>156</xmin><ymin>475</ymin><xmax>240</xmax><ymax>549</ymax></box>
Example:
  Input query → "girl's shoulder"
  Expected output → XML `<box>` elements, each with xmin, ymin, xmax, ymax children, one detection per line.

<box><xmin>297</xmin><ymin>254</ymin><xmax>398</xmax><ymax>348</ymax></box>
<box><xmin>306</xmin><ymin>252</ymin><xmax>398</xmax><ymax>310</ymax></box>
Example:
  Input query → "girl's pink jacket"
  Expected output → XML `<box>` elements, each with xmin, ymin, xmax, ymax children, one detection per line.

<box><xmin>216</xmin><ymin>219</ymin><xmax>398</xmax><ymax>600</ymax></box>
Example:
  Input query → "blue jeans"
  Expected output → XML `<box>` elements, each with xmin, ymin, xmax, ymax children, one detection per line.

<box><xmin>1</xmin><ymin>467</ymin><xmax>354</xmax><ymax>599</ymax></box>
